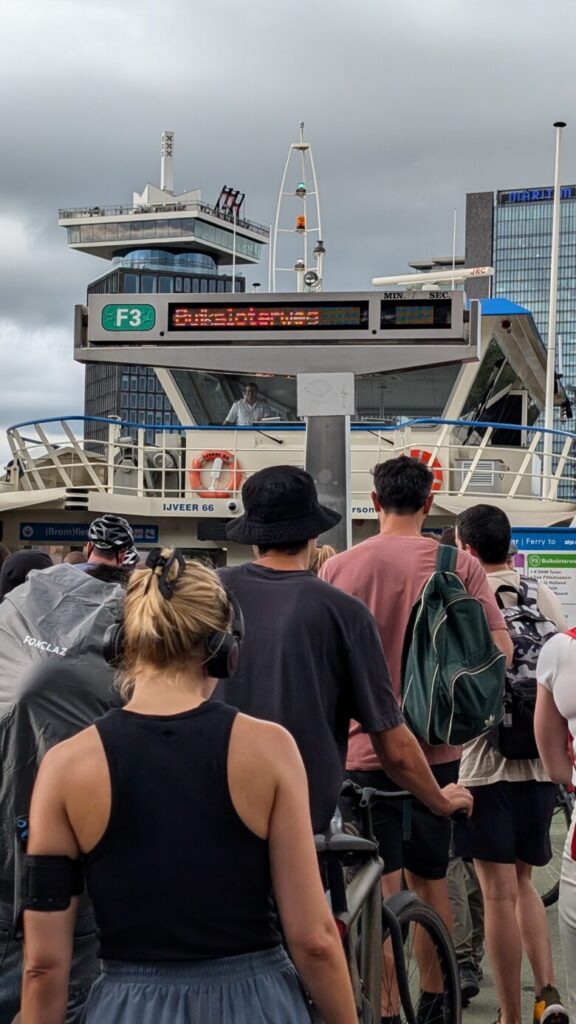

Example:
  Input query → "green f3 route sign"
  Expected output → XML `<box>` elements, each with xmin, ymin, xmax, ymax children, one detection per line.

<box><xmin>101</xmin><ymin>304</ymin><xmax>156</xmax><ymax>331</ymax></box>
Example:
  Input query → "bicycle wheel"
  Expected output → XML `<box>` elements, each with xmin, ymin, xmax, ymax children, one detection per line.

<box><xmin>382</xmin><ymin>893</ymin><xmax>461</xmax><ymax>1024</ymax></box>
<box><xmin>533</xmin><ymin>789</ymin><xmax>573</xmax><ymax>908</ymax></box>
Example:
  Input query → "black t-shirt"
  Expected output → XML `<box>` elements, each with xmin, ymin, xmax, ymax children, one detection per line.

<box><xmin>216</xmin><ymin>563</ymin><xmax>402</xmax><ymax>832</ymax></box>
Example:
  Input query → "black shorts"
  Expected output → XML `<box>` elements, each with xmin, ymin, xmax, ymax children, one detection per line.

<box><xmin>454</xmin><ymin>780</ymin><xmax>558</xmax><ymax>867</ymax></box>
<box><xmin>344</xmin><ymin>761</ymin><xmax>459</xmax><ymax>881</ymax></box>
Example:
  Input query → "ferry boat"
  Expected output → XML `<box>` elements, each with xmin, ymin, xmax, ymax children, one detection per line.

<box><xmin>1</xmin><ymin>294</ymin><xmax>574</xmax><ymax>565</ymax></box>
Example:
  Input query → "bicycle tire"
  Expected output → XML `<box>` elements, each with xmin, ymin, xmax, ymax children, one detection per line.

<box><xmin>382</xmin><ymin>894</ymin><xmax>461</xmax><ymax>1024</ymax></box>
<box><xmin>533</xmin><ymin>788</ymin><xmax>573</xmax><ymax>908</ymax></box>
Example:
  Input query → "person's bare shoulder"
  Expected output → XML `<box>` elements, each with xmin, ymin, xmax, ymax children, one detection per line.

<box><xmin>233</xmin><ymin>712</ymin><xmax>301</xmax><ymax>766</ymax></box>
<box><xmin>38</xmin><ymin>724</ymin><xmax>103</xmax><ymax>784</ymax></box>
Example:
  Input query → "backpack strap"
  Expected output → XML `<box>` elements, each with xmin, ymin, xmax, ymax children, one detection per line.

<box><xmin>402</xmin><ymin>545</ymin><xmax>455</xmax><ymax>681</ymax></box>
<box><xmin>494</xmin><ymin>584</ymin><xmax>520</xmax><ymax>610</ymax></box>
<box><xmin>436</xmin><ymin>544</ymin><xmax>457</xmax><ymax>573</ymax></box>
<box><xmin>518</xmin><ymin>576</ymin><xmax>539</xmax><ymax>609</ymax></box>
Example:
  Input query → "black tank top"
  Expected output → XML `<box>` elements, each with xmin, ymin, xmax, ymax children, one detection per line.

<box><xmin>84</xmin><ymin>700</ymin><xmax>281</xmax><ymax>961</ymax></box>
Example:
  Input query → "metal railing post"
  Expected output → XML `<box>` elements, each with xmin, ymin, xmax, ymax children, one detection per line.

<box><xmin>456</xmin><ymin>428</ymin><xmax>493</xmax><ymax>496</ymax></box>
<box><xmin>137</xmin><ymin>429</ymin><xmax>146</xmax><ymax>497</ymax></box>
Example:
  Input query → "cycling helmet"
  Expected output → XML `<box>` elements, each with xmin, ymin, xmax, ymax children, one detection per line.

<box><xmin>122</xmin><ymin>545</ymin><xmax>140</xmax><ymax>567</ymax></box>
<box><xmin>88</xmin><ymin>514</ymin><xmax>134</xmax><ymax>551</ymax></box>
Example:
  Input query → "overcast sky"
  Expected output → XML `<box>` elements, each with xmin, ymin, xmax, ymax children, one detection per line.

<box><xmin>1</xmin><ymin>0</ymin><xmax>575</xmax><ymax>452</ymax></box>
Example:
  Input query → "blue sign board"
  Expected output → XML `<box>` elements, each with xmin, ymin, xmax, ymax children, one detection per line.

<box><xmin>19</xmin><ymin>522</ymin><xmax>159</xmax><ymax>544</ymax></box>
<box><xmin>498</xmin><ymin>185</ymin><xmax>576</xmax><ymax>205</ymax></box>
<box><xmin>511</xmin><ymin>527</ymin><xmax>576</xmax><ymax>551</ymax></box>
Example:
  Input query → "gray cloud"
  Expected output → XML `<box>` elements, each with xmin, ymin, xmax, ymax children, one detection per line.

<box><xmin>1</xmin><ymin>0</ymin><xmax>576</xmax><ymax>439</ymax></box>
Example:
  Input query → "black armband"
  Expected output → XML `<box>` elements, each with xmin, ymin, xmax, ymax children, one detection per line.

<box><xmin>21</xmin><ymin>855</ymin><xmax>84</xmax><ymax>912</ymax></box>
<box><xmin>13</xmin><ymin>853</ymin><xmax>84</xmax><ymax>936</ymax></box>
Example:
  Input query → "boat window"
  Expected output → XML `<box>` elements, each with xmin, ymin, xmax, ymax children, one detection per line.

<box><xmin>457</xmin><ymin>337</ymin><xmax>526</xmax><ymax>446</ymax></box>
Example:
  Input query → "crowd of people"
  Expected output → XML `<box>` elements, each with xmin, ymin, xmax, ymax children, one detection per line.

<box><xmin>0</xmin><ymin>457</ymin><xmax>573</xmax><ymax>1024</ymax></box>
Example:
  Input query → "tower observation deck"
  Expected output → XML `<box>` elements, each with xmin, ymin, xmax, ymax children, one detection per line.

<box><xmin>59</xmin><ymin>132</ymin><xmax>271</xmax><ymax>438</ymax></box>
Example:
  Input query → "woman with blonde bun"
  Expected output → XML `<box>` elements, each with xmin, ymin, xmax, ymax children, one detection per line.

<box><xmin>20</xmin><ymin>550</ymin><xmax>356</xmax><ymax>1024</ymax></box>
<box><xmin>309</xmin><ymin>544</ymin><xmax>336</xmax><ymax>576</ymax></box>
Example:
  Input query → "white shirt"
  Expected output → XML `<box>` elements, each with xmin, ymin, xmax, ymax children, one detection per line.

<box><xmin>537</xmin><ymin>632</ymin><xmax>576</xmax><ymax>784</ymax></box>
<box><xmin>224</xmin><ymin>398</ymin><xmax>270</xmax><ymax>426</ymax></box>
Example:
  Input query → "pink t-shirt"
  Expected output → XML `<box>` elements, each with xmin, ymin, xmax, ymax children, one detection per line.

<box><xmin>320</xmin><ymin>535</ymin><xmax>506</xmax><ymax>770</ymax></box>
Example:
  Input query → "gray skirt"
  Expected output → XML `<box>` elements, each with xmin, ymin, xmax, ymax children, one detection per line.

<box><xmin>81</xmin><ymin>946</ymin><xmax>313</xmax><ymax>1023</ymax></box>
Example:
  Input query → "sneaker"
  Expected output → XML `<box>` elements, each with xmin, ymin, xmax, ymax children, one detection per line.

<box><xmin>459</xmin><ymin>961</ymin><xmax>480</xmax><ymax>1003</ymax></box>
<box><xmin>533</xmin><ymin>985</ymin><xmax>569</xmax><ymax>1024</ymax></box>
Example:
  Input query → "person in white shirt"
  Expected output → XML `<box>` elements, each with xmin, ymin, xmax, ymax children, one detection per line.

<box><xmin>535</xmin><ymin>632</ymin><xmax>576</xmax><ymax>1024</ymax></box>
<box><xmin>455</xmin><ymin>503</ymin><xmax>568</xmax><ymax>1024</ymax></box>
<box><xmin>224</xmin><ymin>383</ymin><xmax>270</xmax><ymax>426</ymax></box>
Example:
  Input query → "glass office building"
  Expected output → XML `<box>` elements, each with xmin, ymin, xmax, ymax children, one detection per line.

<box><xmin>84</xmin><ymin>262</ymin><xmax>244</xmax><ymax>443</ymax></box>
<box><xmin>466</xmin><ymin>185</ymin><xmax>576</xmax><ymax>410</ymax></box>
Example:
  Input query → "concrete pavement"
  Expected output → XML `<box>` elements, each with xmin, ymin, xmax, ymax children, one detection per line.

<box><xmin>463</xmin><ymin>901</ymin><xmax>565</xmax><ymax>1024</ymax></box>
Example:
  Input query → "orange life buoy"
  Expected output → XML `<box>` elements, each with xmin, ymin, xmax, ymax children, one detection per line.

<box><xmin>189</xmin><ymin>450</ymin><xmax>243</xmax><ymax>499</ymax></box>
<box><xmin>409</xmin><ymin>448</ymin><xmax>443</xmax><ymax>492</ymax></box>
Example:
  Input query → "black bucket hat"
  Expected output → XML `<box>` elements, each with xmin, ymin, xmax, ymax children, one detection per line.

<box><xmin>226</xmin><ymin>466</ymin><xmax>341</xmax><ymax>545</ymax></box>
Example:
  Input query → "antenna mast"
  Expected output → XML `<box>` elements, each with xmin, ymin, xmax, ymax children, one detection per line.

<box><xmin>272</xmin><ymin>121</ymin><xmax>325</xmax><ymax>292</ymax></box>
<box><xmin>160</xmin><ymin>131</ymin><xmax>175</xmax><ymax>194</ymax></box>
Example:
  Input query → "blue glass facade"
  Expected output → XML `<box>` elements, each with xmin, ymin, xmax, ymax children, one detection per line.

<box><xmin>113</xmin><ymin>249</ymin><xmax>217</xmax><ymax>273</ymax></box>
<box><xmin>493</xmin><ymin>189</ymin><xmax>576</xmax><ymax>406</ymax></box>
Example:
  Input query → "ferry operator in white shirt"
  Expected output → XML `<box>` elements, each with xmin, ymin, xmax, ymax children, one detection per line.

<box><xmin>224</xmin><ymin>383</ymin><xmax>271</xmax><ymax>426</ymax></box>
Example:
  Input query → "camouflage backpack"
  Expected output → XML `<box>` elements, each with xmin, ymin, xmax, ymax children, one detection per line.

<box><xmin>492</xmin><ymin>576</ymin><xmax>558</xmax><ymax>759</ymax></box>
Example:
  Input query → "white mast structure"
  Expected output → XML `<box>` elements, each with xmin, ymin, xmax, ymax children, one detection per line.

<box><xmin>272</xmin><ymin>121</ymin><xmax>325</xmax><ymax>292</ymax></box>
<box><xmin>160</xmin><ymin>131</ymin><xmax>175</xmax><ymax>194</ymax></box>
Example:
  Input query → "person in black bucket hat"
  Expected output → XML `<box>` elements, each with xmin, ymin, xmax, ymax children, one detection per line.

<box><xmin>217</xmin><ymin>465</ymin><xmax>472</xmax><ymax>837</ymax></box>
<box><xmin>225</xmin><ymin>465</ymin><xmax>341</xmax><ymax>546</ymax></box>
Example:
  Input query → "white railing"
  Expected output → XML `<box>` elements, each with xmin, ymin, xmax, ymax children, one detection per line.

<box><xmin>3</xmin><ymin>416</ymin><xmax>576</xmax><ymax>509</ymax></box>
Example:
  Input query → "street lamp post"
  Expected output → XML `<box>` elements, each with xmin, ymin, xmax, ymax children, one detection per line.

<box><xmin>543</xmin><ymin>120</ymin><xmax>567</xmax><ymax>496</ymax></box>
<box><xmin>231</xmin><ymin>207</ymin><xmax>237</xmax><ymax>295</ymax></box>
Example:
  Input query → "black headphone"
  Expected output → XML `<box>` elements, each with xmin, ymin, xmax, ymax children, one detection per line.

<box><xmin>102</xmin><ymin>550</ymin><xmax>244</xmax><ymax>680</ymax></box>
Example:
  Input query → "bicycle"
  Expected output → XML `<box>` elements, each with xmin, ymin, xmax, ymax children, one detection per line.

<box><xmin>312</xmin><ymin>782</ymin><xmax>460</xmax><ymax>1024</ymax></box>
<box><xmin>533</xmin><ymin>783</ymin><xmax>574</xmax><ymax>907</ymax></box>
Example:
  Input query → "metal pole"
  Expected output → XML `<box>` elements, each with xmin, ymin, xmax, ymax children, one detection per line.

<box><xmin>267</xmin><ymin>224</ymin><xmax>273</xmax><ymax>292</ymax></box>
<box><xmin>543</xmin><ymin>121</ymin><xmax>567</xmax><ymax>496</ymax></box>
<box><xmin>451</xmin><ymin>209</ymin><xmax>457</xmax><ymax>290</ymax></box>
<box><xmin>231</xmin><ymin>208</ymin><xmax>237</xmax><ymax>294</ymax></box>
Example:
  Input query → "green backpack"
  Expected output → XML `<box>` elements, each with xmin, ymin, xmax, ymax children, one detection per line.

<box><xmin>401</xmin><ymin>545</ymin><xmax>506</xmax><ymax>746</ymax></box>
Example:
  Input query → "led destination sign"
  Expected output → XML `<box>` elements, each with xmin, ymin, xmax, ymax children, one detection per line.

<box><xmin>380</xmin><ymin>298</ymin><xmax>452</xmax><ymax>330</ymax></box>
<box><xmin>168</xmin><ymin>301</ymin><xmax>369</xmax><ymax>332</ymax></box>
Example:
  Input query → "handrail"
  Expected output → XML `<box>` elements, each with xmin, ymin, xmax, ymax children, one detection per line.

<box><xmin>58</xmin><ymin>201</ymin><xmax>270</xmax><ymax>238</ymax></box>
<box><xmin>6</xmin><ymin>415</ymin><xmax>306</xmax><ymax>433</ymax></box>
<box><xmin>373</xmin><ymin>416</ymin><xmax>576</xmax><ymax>443</ymax></box>
<box><xmin>7</xmin><ymin>414</ymin><xmax>576</xmax><ymax>444</ymax></box>
<box><xmin>4</xmin><ymin>414</ymin><xmax>576</xmax><ymax>506</ymax></box>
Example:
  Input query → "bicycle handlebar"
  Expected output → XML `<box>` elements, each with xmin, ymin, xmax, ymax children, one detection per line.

<box><xmin>341</xmin><ymin>780</ymin><xmax>469</xmax><ymax>822</ymax></box>
<box><xmin>340</xmin><ymin>780</ymin><xmax>410</xmax><ymax>809</ymax></box>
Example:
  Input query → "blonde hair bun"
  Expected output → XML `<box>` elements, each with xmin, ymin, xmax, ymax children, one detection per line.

<box><xmin>119</xmin><ymin>549</ymin><xmax>231</xmax><ymax>698</ymax></box>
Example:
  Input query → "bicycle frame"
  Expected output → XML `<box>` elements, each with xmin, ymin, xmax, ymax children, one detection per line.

<box><xmin>315</xmin><ymin>784</ymin><xmax>461</xmax><ymax>1024</ymax></box>
<box><xmin>344</xmin><ymin>855</ymin><xmax>384</xmax><ymax>1015</ymax></box>
<box><xmin>316</xmin><ymin>830</ymin><xmax>383</xmax><ymax>1018</ymax></box>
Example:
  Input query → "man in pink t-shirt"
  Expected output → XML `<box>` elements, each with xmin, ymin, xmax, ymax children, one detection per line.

<box><xmin>321</xmin><ymin>456</ymin><xmax>512</xmax><ymax>1005</ymax></box>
